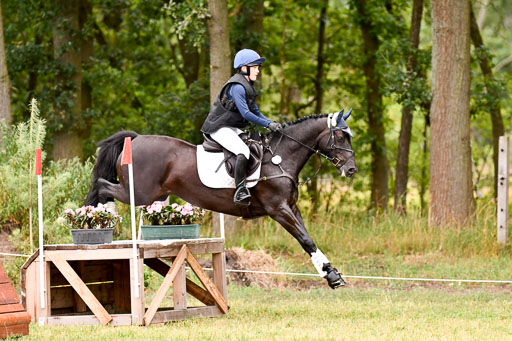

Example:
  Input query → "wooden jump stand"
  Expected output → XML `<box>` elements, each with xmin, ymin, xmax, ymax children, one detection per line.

<box><xmin>20</xmin><ymin>238</ymin><xmax>228</xmax><ymax>326</ymax></box>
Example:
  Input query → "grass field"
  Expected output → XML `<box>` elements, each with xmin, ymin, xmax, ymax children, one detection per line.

<box><xmin>18</xmin><ymin>284</ymin><xmax>512</xmax><ymax>341</ymax></box>
<box><xmin>4</xmin><ymin>206</ymin><xmax>512</xmax><ymax>340</ymax></box>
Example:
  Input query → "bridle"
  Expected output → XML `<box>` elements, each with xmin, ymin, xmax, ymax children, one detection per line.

<box><xmin>276</xmin><ymin>125</ymin><xmax>355</xmax><ymax>169</ymax></box>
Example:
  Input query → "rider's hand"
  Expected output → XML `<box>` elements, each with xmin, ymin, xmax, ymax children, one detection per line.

<box><xmin>268</xmin><ymin>122</ymin><xmax>283</xmax><ymax>132</ymax></box>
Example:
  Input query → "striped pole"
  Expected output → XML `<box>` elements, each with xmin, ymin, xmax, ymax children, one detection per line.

<box><xmin>122</xmin><ymin>137</ymin><xmax>140</xmax><ymax>298</ymax></box>
<box><xmin>35</xmin><ymin>149</ymin><xmax>45</xmax><ymax>312</ymax></box>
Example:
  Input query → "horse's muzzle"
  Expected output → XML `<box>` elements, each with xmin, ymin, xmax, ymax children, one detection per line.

<box><xmin>338</xmin><ymin>162</ymin><xmax>357</xmax><ymax>178</ymax></box>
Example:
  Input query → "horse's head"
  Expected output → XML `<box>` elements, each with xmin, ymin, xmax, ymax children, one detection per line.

<box><xmin>319</xmin><ymin>109</ymin><xmax>358</xmax><ymax>177</ymax></box>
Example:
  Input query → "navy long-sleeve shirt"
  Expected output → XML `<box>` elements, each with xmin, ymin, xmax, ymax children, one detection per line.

<box><xmin>227</xmin><ymin>84</ymin><xmax>271</xmax><ymax>127</ymax></box>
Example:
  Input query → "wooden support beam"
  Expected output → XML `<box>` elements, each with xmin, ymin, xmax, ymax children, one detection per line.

<box><xmin>144</xmin><ymin>258</ymin><xmax>216</xmax><ymax>306</ymax></box>
<box><xmin>185</xmin><ymin>248</ymin><xmax>228</xmax><ymax>314</ymax></box>
<box><xmin>213</xmin><ymin>252</ymin><xmax>227</xmax><ymax>300</ymax></box>
<box><xmin>143</xmin><ymin>244</ymin><xmax>187</xmax><ymax>325</ymax></box>
<box><xmin>46</xmin><ymin>252</ymin><xmax>112</xmax><ymax>325</ymax></box>
<box><xmin>173</xmin><ymin>262</ymin><xmax>187</xmax><ymax>310</ymax></box>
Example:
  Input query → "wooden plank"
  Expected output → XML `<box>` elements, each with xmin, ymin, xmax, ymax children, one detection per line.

<box><xmin>0</xmin><ymin>283</ymin><xmax>20</xmax><ymax>305</ymax></box>
<box><xmin>212</xmin><ymin>252</ymin><xmax>227</xmax><ymax>301</ymax></box>
<box><xmin>46</xmin><ymin>252</ymin><xmax>112</xmax><ymax>325</ymax></box>
<box><xmin>45</xmin><ymin>249</ymin><xmax>133</xmax><ymax>261</ymax></box>
<box><xmin>47</xmin><ymin>314</ymin><xmax>132</xmax><ymax>326</ymax></box>
<box><xmin>150</xmin><ymin>306</ymin><xmax>223</xmax><ymax>325</ymax></box>
<box><xmin>0</xmin><ymin>264</ymin><xmax>10</xmax><ymax>283</ymax></box>
<box><xmin>0</xmin><ymin>323</ymin><xmax>29</xmax><ymax>338</ymax></box>
<box><xmin>0</xmin><ymin>311</ymin><xmax>31</xmax><ymax>326</ymax></box>
<box><xmin>185</xmin><ymin>248</ymin><xmax>228</xmax><ymax>314</ymax></box>
<box><xmin>143</xmin><ymin>242</ymin><xmax>224</xmax><ymax>259</ymax></box>
<box><xmin>173</xmin><ymin>262</ymin><xmax>186</xmax><ymax>310</ymax></box>
<box><xmin>113</xmin><ymin>260</ymin><xmax>131</xmax><ymax>313</ymax></box>
<box><xmin>144</xmin><ymin>258</ymin><xmax>215</xmax><ymax>306</ymax></box>
<box><xmin>498</xmin><ymin>136</ymin><xmax>509</xmax><ymax>244</ymax></box>
<box><xmin>50</xmin><ymin>283</ymin><xmax>114</xmax><ymax>310</ymax></box>
<box><xmin>129</xmin><ymin>256</ymin><xmax>145</xmax><ymax>326</ymax></box>
<box><xmin>50</xmin><ymin>261</ymin><xmax>114</xmax><ymax>286</ymax></box>
<box><xmin>0</xmin><ymin>303</ymin><xmax>25</xmax><ymax>314</ymax></box>
<box><xmin>21</xmin><ymin>263</ymin><xmax>36</xmax><ymax>322</ymax></box>
<box><xmin>143</xmin><ymin>245</ymin><xmax>187</xmax><ymax>326</ymax></box>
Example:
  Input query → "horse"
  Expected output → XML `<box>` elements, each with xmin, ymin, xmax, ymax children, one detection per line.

<box><xmin>85</xmin><ymin>111</ymin><xmax>357</xmax><ymax>289</ymax></box>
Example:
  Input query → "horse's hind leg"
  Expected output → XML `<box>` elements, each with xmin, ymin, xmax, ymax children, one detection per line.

<box><xmin>267</xmin><ymin>203</ymin><xmax>346</xmax><ymax>289</ymax></box>
<box><xmin>97</xmin><ymin>178</ymin><xmax>130</xmax><ymax>205</ymax></box>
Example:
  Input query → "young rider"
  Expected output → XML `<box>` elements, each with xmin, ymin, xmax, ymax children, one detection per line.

<box><xmin>201</xmin><ymin>49</ymin><xmax>282</xmax><ymax>206</ymax></box>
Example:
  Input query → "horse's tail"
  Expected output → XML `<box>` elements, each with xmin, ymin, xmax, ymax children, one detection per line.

<box><xmin>85</xmin><ymin>130</ymin><xmax>139</xmax><ymax>206</ymax></box>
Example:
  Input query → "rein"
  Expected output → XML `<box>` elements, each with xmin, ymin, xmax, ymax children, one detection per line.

<box><xmin>256</xmin><ymin>126</ymin><xmax>355</xmax><ymax>186</ymax></box>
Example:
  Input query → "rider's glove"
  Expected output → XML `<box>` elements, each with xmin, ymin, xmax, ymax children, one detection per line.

<box><xmin>268</xmin><ymin>122</ymin><xmax>283</xmax><ymax>132</ymax></box>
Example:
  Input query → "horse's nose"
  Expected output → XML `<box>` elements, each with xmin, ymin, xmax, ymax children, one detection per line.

<box><xmin>347</xmin><ymin>167</ymin><xmax>358</xmax><ymax>177</ymax></box>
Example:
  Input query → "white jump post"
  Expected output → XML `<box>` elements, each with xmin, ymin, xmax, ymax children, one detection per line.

<box><xmin>121</xmin><ymin>137</ymin><xmax>140</xmax><ymax>298</ymax></box>
<box><xmin>497</xmin><ymin>136</ymin><xmax>509</xmax><ymax>244</ymax></box>
<box><xmin>35</xmin><ymin>149</ymin><xmax>46</xmax><ymax>320</ymax></box>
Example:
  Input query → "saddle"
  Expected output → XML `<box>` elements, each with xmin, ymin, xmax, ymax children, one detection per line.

<box><xmin>202</xmin><ymin>132</ymin><xmax>264</xmax><ymax>178</ymax></box>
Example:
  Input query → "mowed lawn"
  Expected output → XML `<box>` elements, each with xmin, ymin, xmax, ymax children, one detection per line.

<box><xmin>21</xmin><ymin>284</ymin><xmax>512</xmax><ymax>341</ymax></box>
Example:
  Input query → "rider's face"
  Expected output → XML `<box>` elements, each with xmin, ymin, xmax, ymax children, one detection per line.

<box><xmin>243</xmin><ymin>65</ymin><xmax>260</xmax><ymax>81</ymax></box>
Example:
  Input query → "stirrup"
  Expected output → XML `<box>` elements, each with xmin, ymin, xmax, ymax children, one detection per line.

<box><xmin>234</xmin><ymin>186</ymin><xmax>251</xmax><ymax>206</ymax></box>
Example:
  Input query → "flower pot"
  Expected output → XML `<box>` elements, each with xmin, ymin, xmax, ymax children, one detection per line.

<box><xmin>71</xmin><ymin>228</ymin><xmax>114</xmax><ymax>244</ymax></box>
<box><xmin>141</xmin><ymin>224</ymin><xmax>201</xmax><ymax>240</ymax></box>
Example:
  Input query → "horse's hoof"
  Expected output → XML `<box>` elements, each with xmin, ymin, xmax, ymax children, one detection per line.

<box><xmin>323</xmin><ymin>264</ymin><xmax>346</xmax><ymax>289</ymax></box>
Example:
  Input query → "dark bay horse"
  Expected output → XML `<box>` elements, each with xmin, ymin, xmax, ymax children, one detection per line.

<box><xmin>85</xmin><ymin>112</ymin><xmax>357</xmax><ymax>289</ymax></box>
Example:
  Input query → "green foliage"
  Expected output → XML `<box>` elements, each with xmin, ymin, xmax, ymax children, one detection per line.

<box><xmin>0</xmin><ymin>101</ymin><xmax>94</xmax><ymax>253</ymax></box>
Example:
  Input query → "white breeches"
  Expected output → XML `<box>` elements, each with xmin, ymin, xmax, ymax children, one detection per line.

<box><xmin>210</xmin><ymin>127</ymin><xmax>250</xmax><ymax>159</ymax></box>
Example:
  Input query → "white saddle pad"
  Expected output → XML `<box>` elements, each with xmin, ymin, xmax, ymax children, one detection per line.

<box><xmin>196</xmin><ymin>145</ymin><xmax>260</xmax><ymax>189</ymax></box>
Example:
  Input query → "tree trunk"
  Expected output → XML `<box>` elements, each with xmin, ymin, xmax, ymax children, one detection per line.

<box><xmin>469</xmin><ymin>4</ymin><xmax>505</xmax><ymax>198</ymax></box>
<box><xmin>309</xmin><ymin>0</ymin><xmax>328</xmax><ymax>213</ymax></box>
<box><xmin>52</xmin><ymin>0</ymin><xmax>83</xmax><ymax>160</ymax></box>
<box><xmin>208</xmin><ymin>0</ymin><xmax>235</xmax><ymax>236</ymax></box>
<box><xmin>0</xmin><ymin>0</ymin><xmax>12</xmax><ymax>128</ymax></box>
<box><xmin>394</xmin><ymin>0</ymin><xmax>424</xmax><ymax>214</ymax></box>
<box><xmin>355</xmin><ymin>0</ymin><xmax>389</xmax><ymax>211</ymax></box>
<box><xmin>208</xmin><ymin>0</ymin><xmax>231</xmax><ymax>105</ymax></box>
<box><xmin>429</xmin><ymin>0</ymin><xmax>474</xmax><ymax>226</ymax></box>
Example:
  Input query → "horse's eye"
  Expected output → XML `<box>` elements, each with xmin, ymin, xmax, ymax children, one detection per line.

<box><xmin>337</xmin><ymin>136</ymin><xmax>344</xmax><ymax>143</ymax></box>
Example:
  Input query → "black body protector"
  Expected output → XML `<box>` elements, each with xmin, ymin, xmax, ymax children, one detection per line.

<box><xmin>201</xmin><ymin>73</ymin><xmax>258</xmax><ymax>206</ymax></box>
<box><xmin>200</xmin><ymin>73</ymin><xmax>258</xmax><ymax>134</ymax></box>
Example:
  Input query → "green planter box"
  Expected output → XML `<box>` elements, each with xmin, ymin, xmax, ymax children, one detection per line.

<box><xmin>71</xmin><ymin>228</ymin><xmax>114</xmax><ymax>244</ymax></box>
<box><xmin>141</xmin><ymin>224</ymin><xmax>201</xmax><ymax>240</ymax></box>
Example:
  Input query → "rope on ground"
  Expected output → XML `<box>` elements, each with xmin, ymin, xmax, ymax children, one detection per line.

<box><xmin>3</xmin><ymin>251</ymin><xmax>510</xmax><ymax>284</ymax></box>
<box><xmin>199</xmin><ymin>267</ymin><xmax>512</xmax><ymax>284</ymax></box>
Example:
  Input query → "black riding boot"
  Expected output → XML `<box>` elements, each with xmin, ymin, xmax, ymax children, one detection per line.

<box><xmin>234</xmin><ymin>154</ymin><xmax>251</xmax><ymax>206</ymax></box>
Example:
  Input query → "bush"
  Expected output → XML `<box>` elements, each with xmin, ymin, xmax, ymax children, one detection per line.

<box><xmin>0</xmin><ymin>99</ymin><xmax>94</xmax><ymax>254</ymax></box>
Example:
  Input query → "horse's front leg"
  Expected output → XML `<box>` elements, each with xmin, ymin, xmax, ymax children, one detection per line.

<box><xmin>268</xmin><ymin>204</ymin><xmax>346</xmax><ymax>289</ymax></box>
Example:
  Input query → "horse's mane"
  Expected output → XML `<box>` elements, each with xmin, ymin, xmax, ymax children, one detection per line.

<box><xmin>283</xmin><ymin>114</ymin><xmax>329</xmax><ymax>128</ymax></box>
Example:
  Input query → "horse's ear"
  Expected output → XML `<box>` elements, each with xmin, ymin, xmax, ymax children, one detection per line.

<box><xmin>343</xmin><ymin>108</ymin><xmax>352</xmax><ymax>121</ymax></box>
<box><xmin>335</xmin><ymin>109</ymin><xmax>344</xmax><ymax>126</ymax></box>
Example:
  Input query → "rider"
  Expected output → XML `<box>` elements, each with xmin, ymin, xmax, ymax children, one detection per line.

<box><xmin>201</xmin><ymin>49</ymin><xmax>283</xmax><ymax>206</ymax></box>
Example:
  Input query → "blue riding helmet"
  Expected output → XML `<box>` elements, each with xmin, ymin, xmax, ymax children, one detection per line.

<box><xmin>234</xmin><ymin>49</ymin><xmax>266</xmax><ymax>69</ymax></box>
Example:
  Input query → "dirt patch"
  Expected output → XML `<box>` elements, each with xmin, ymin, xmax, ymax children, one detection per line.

<box><xmin>0</xmin><ymin>223</ymin><xmax>20</xmax><ymax>258</ymax></box>
<box><xmin>224</xmin><ymin>247</ymin><xmax>283</xmax><ymax>289</ymax></box>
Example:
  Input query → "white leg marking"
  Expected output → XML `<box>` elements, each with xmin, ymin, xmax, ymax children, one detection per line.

<box><xmin>311</xmin><ymin>249</ymin><xmax>330</xmax><ymax>277</ymax></box>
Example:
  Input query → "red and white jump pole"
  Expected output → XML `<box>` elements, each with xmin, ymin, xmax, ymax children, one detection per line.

<box><xmin>121</xmin><ymin>137</ymin><xmax>140</xmax><ymax>298</ymax></box>
<box><xmin>35</xmin><ymin>149</ymin><xmax>46</xmax><ymax>317</ymax></box>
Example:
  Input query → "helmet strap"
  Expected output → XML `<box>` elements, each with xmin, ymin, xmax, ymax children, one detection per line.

<box><xmin>238</xmin><ymin>65</ymin><xmax>250</xmax><ymax>76</ymax></box>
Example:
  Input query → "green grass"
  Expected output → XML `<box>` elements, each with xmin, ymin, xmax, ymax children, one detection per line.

<box><xmin>18</xmin><ymin>284</ymin><xmax>512</xmax><ymax>340</ymax></box>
